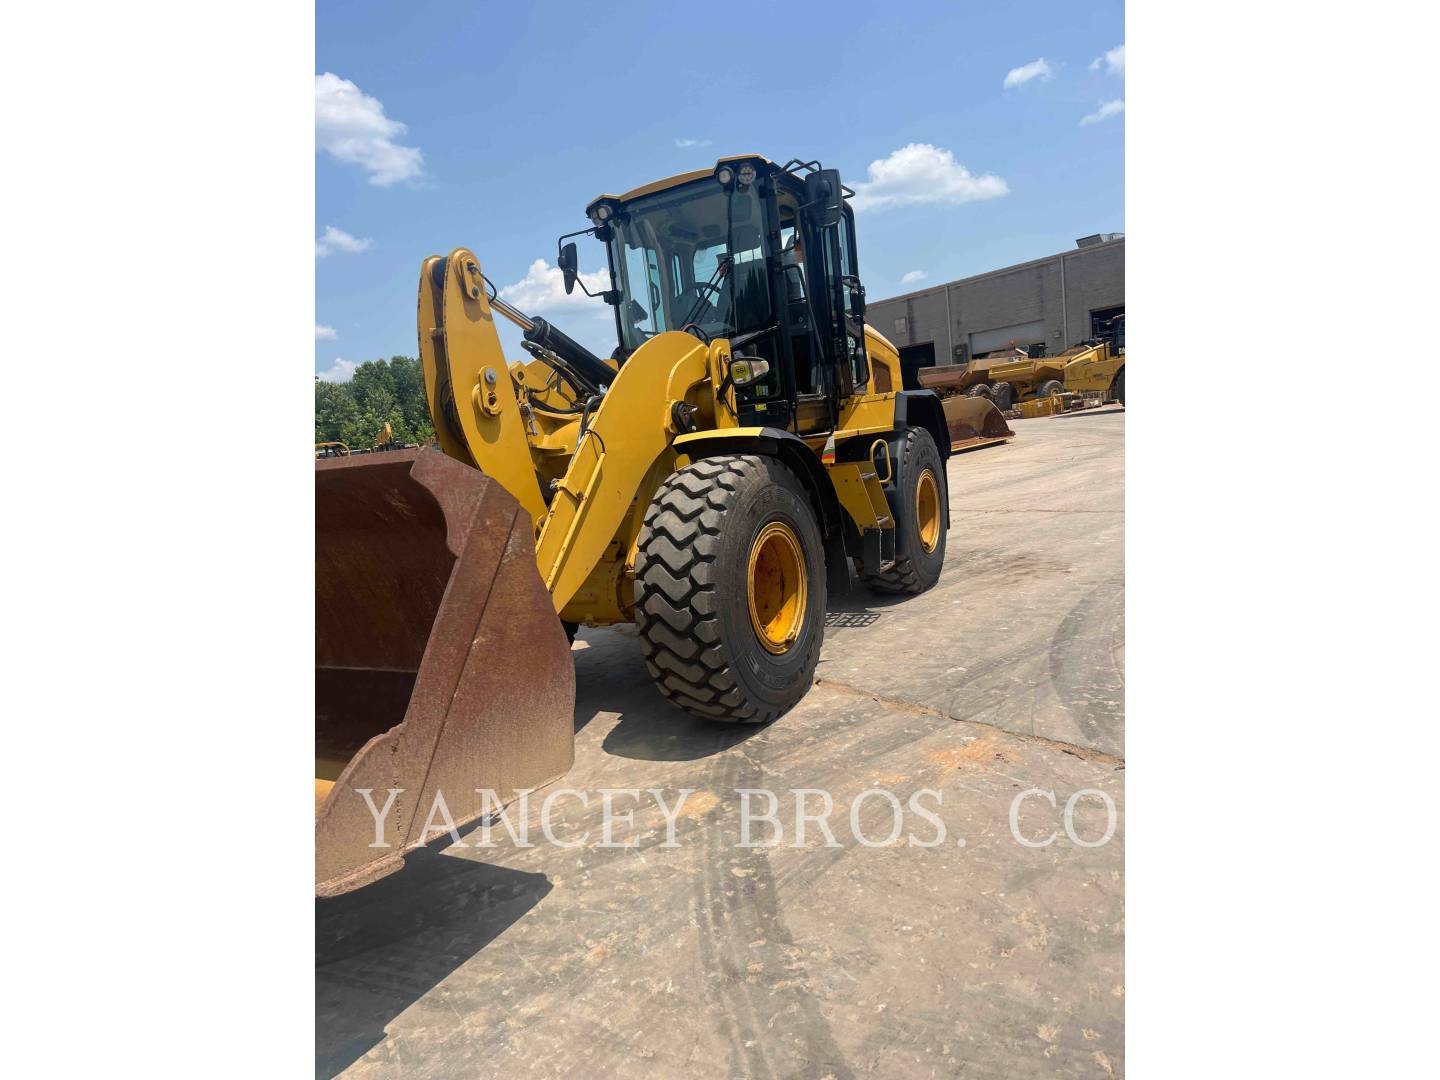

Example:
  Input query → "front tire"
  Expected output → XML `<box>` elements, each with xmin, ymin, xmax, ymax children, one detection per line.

<box><xmin>858</xmin><ymin>428</ymin><xmax>948</xmax><ymax>595</ymax></box>
<box><xmin>989</xmin><ymin>381</ymin><xmax>1015</xmax><ymax>410</ymax></box>
<box><xmin>634</xmin><ymin>455</ymin><xmax>826</xmax><ymax>724</ymax></box>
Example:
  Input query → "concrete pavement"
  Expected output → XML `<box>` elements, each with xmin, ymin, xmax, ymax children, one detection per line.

<box><xmin>316</xmin><ymin>410</ymin><xmax>1126</xmax><ymax>1079</ymax></box>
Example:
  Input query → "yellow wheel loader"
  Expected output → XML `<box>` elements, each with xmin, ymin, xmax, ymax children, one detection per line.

<box><xmin>315</xmin><ymin>155</ymin><xmax>1011</xmax><ymax>894</ymax></box>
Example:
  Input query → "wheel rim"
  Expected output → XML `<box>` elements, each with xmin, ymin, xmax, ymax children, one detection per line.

<box><xmin>916</xmin><ymin>469</ymin><xmax>941</xmax><ymax>554</ymax></box>
<box><xmin>747</xmin><ymin>521</ymin><xmax>807</xmax><ymax>655</ymax></box>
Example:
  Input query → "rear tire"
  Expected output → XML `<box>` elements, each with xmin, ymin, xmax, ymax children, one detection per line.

<box><xmin>1037</xmin><ymin>379</ymin><xmax>1064</xmax><ymax>398</ymax></box>
<box><xmin>634</xmin><ymin>454</ymin><xmax>826</xmax><ymax>724</ymax></box>
<box><xmin>1112</xmin><ymin>367</ymin><xmax>1125</xmax><ymax>405</ymax></box>
<box><xmin>989</xmin><ymin>381</ymin><xmax>1015</xmax><ymax>410</ymax></box>
<box><xmin>966</xmin><ymin>383</ymin><xmax>992</xmax><ymax>400</ymax></box>
<box><xmin>858</xmin><ymin>428</ymin><xmax>948</xmax><ymax>595</ymax></box>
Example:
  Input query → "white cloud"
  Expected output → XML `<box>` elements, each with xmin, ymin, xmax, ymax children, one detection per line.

<box><xmin>1004</xmin><ymin>58</ymin><xmax>1053</xmax><ymax>89</ymax></box>
<box><xmin>315</xmin><ymin>324</ymin><xmax>337</xmax><ymax>340</ymax></box>
<box><xmin>1089</xmin><ymin>44</ymin><xmax>1125</xmax><ymax>76</ymax></box>
<box><xmin>1081</xmin><ymin>99</ymin><xmax>1125</xmax><ymax>126</ymax></box>
<box><xmin>315</xmin><ymin>73</ymin><xmax>424</xmax><ymax>186</ymax></box>
<box><xmin>674</xmin><ymin>137</ymin><xmax>712</xmax><ymax>148</ymax></box>
<box><xmin>315</xmin><ymin>225</ymin><xmax>372</xmax><ymax>258</ymax></box>
<box><xmin>901</xmin><ymin>270</ymin><xmax>928</xmax><ymax>285</ymax></box>
<box><xmin>499</xmin><ymin>258</ymin><xmax>612</xmax><ymax>315</ymax></box>
<box><xmin>849</xmin><ymin>144</ymin><xmax>1008</xmax><ymax>213</ymax></box>
<box><xmin>317</xmin><ymin>358</ymin><xmax>357</xmax><ymax>383</ymax></box>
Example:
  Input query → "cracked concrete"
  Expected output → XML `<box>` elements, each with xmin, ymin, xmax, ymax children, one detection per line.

<box><xmin>316</xmin><ymin>410</ymin><xmax>1125</xmax><ymax>1079</ymax></box>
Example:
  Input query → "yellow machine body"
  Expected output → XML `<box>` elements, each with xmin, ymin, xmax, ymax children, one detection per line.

<box><xmin>1059</xmin><ymin>339</ymin><xmax>1124</xmax><ymax>395</ymax></box>
<box><xmin>417</xmin><ymin>246</ymin><xmax>928</xmax><ymax>629</ymax></box>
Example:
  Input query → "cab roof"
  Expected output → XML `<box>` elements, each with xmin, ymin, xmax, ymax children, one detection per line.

<box><xmin>588</xmin><ymin>154</ymin><xmax>774</xmax><ymax>210</ymax></box>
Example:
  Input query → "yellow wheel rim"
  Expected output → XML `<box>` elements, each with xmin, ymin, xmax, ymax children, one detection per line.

<box><xmin>916</xmin><ymin>469</ymin><xmax>941</xmax><ymax>554</ymax></box>
<box><xmin>747</xmin><ymin>521</ymin><xmax>808</xmax><ymax>655</ymax></box>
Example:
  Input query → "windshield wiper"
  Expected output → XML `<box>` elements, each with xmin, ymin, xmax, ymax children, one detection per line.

<box><xmin>730</xmin><ymin>323</ymin><xmax>778</xmax><ymax>350</ymax></box>
<box><xmin>682</xmin><ymin>254</ymin><xmax>732</xmax><ymax>327</ymax></box>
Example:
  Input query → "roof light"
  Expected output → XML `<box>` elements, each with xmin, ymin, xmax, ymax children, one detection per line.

<box><xmin>716</xmin><ymin>166</ymin><xmax>734</xmax><ymax>186</ymax></box>
<box><xmin>737</xmin><ymin>163</ymin><xmax>757</xmax><ymax>187</ymax></box>
<box><xmin>587</xmin><ymin>201</ymin><xmax>616</xmax><ymax>228</ymax></box>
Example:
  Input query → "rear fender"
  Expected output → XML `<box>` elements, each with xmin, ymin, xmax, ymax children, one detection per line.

<box><xmin>895</xmin><ymin>390</ymin><xmax>953</xmax><ymax>466</ymax></box>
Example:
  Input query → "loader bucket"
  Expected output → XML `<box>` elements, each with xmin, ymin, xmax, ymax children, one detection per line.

<box><xmin>315</xmin><ymin>447</ymin><xmax>575</xmax><ymax>897</ymax></box>
<box><xmin>942</xmin><ymin>395</ymin><xmax>1015</xmax><ymax>452</ymax></box>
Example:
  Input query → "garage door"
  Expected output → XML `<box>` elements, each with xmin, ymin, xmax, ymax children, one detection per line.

<box><xmin>969</xmin><ymin>321</ymin><xmax>1045</xmax><ymax>355</ymax></box>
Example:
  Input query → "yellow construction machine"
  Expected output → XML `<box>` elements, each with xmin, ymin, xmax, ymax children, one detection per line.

<box><xmin>313</xmin><ymin>421</ymin><xmax>413</xmax><ymax>459</ymax></box>
<box><xmin>925</xmin><ymin>313</ymin><xmax>1125</xmax><ymax>409</ymax></box>
<box><xmin>1055</xmin><ymin>313</ymin><xmax>1125</xmax><ymax>404</ymax></box>
<box><xmin>315</xmin><ymin>156</ymin><xmax>1011</xmax><ymax>894</ymax></box>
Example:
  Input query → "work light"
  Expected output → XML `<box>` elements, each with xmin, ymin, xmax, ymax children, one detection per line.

<box><xmin>586</xmin><ymin>199</ymin><xmax>619</xmax><ymax>229</ymax></box>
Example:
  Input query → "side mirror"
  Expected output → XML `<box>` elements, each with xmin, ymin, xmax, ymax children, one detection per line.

<box><xmin>803</xmin><ymin>168</ymin><xmax>843</xmax><ymax>229</ymax></box>
<box><xmin>848</xmin><ymin>281</ymin><xmax>866</xmax><ymax>319</ymax></box>
<box><xmin>558</xmin><ymin>242</ymin><xmax>578</xmax><ymax>295</ymax></box>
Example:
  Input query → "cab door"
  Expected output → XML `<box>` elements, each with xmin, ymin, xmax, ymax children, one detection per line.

<box><xmin>804</xmin><ymin>198</ymin><xmax>870</xmax><ymax>417</ymax></box>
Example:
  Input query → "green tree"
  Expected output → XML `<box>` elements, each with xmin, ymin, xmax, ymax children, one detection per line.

<box><xmin>314</xmin><ymin>356</ymin><xmax>434</xmax><ymax>449</ymax></box>
<box><xmin>314</xmin><ymin>379</ymin><xmax>358</xmax><ymax>444</ymax></box>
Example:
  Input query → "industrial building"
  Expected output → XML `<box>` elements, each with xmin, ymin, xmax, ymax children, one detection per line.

<box><xmin>868</xmin><ymin>234</ymin><xmax>1124</xmax><ymax>388</ymax></box>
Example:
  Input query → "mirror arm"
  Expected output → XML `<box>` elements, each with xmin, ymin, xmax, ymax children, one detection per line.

<box><xmin>570</xmin><ymin>277</ymin><xmax>616</xmax><ymax>302</ymax></box>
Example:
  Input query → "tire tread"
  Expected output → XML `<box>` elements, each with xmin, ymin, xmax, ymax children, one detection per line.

<box><xmin>635</xmin><ymin>454</ymin><xmax>799</xmax><ymax>724</ymax></box>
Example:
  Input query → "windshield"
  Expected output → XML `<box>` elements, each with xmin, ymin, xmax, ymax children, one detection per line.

<box><xmin>606</xmin><ymin>182</ymin><xmax>772</xmax><ymax>354</ymax></box>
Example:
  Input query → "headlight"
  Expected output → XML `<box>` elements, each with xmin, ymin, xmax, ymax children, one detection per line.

<box><xmin>730</xmin><ymin>356</ymin><xmax>771</xmax><ymax>386</ymax></box>
<box><xmin>737</xmin><ymin>163</ymin><xmax>757</xmax><ymax>187</ymax></box>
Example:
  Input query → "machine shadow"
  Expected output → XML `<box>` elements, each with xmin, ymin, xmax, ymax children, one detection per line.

<box><xmin>601</xmin><ymin>706</ymin><xmax>765</xmax><ymax>761</ymax></box>
<box><xmin>1026</xmin><ymin>404</ymin><xmax>1124</xmax><ymax>421</ymax></box>
<box><xmin>822</xmin><ymin>579</ymin><xmax>914</xmax><ymax>616</ymax></box>
<box><xmin>567</xmin><ymin>626</ymin><xmax>771</xmax><ymax>761</ymax></box>
<box><xmin>315</xmin><ymin>839</ymin><xmax>551</xmax><ymax>1079</ymax></box>
<box><xmin>575</xmin><ymin>588</ymin><xmax>910</xmax><ymax>761</ymax></box>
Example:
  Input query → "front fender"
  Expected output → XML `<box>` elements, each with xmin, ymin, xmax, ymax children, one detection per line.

<box><xmin>674</xmin><ymin>427</ymin><xmax>843</xmax><ymax>539</ymax></box>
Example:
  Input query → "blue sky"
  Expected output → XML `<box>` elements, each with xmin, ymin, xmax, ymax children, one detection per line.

<box><xmin>316</xmin><ymin>0</ymin><xmax>1124</xmax><ymax>379</ymax></box>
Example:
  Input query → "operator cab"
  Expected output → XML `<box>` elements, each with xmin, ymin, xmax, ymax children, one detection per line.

<box><xmin>558</xmin><ymin>156</ymin><xmax>872</xmax><ymax>436</ymax></box>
